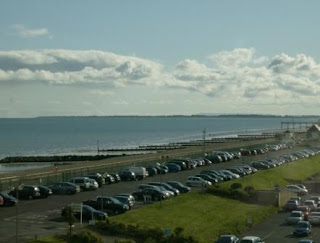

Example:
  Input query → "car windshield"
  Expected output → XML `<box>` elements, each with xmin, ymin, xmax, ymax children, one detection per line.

<box><xmin>297</xmin><ymin>222</ymin><xmax>309</xmax><ymax>228</ymax></box>
<box><xmin>290</xmin><ymin>212</ymin><xmax>301</xmax><ymax>217</ymax></box>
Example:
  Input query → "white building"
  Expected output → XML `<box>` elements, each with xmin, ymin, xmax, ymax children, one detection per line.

<box><xmin>307</xmin><ymin>124</ymin><xmax>320</xmax><ymax>139</ymax></box>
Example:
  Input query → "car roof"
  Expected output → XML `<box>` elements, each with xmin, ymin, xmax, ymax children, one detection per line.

<box><xmin>241</xmin><ymin>236</ymin><xmax>261</xmax><ymax>240</ymax></box>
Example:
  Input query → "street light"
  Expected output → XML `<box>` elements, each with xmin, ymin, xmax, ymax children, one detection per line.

<box><xmin>15</xmin><ymin>183</ymin><xmax>24</xmax><ymax>243</ymax></box>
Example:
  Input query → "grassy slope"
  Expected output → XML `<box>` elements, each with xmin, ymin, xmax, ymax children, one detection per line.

<box><xmin>109</xmin><ymin>155</ymin><xmax>320</xmax><ymax>242</ymax></box>
<box><xmin>222</xmin><ymin>155</ymin><xmax>320</xmax><ymax>190</ymax></box>
<box><xmin>110</xmin><ymin>192</ymin><xmax>276</xmax><ymax>242</ymax></box>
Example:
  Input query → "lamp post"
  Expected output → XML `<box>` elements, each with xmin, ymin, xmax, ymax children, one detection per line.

<box><xmin>97</xmin><ymin>140</ymin><xmax>100</xmax><ymax>155</ymax></box>
<box><xmin>15</xmin><ymin>183</ymin><xmax>24</xmax><ymax>243</ymax></box>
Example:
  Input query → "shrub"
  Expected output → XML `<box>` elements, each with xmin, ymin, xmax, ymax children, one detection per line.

<box><xmin>230</xmin><ymin>182</ymin><xmax>242</xmax><ymax>190</ymax></box>
<box><xmin>68</xmin><ymin>230</ymin><xmax>102</xmax><ymax>243</ymax></box>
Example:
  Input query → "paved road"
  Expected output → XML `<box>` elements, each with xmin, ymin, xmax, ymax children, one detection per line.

<box><xmin>0</xmin><ymin>145</ymin><xmax>314</xmax><ymax>243</ymax></box>
<box><xmin>241</xmin><ymin>210</ymin><xmax>320</xmax><ymax>243</ymax></box>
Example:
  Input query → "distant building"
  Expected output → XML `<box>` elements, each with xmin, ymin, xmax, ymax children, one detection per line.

<box><xmin>306</xmin><ymin>124</ymin><xmax>320</xmax><ymax>139</ymax></box>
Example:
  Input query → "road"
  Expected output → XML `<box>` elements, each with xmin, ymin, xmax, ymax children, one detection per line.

<box><xmin>0</xmin><ymin>145</ymin><xmax>316</xmax><ymax>243</ymax></box>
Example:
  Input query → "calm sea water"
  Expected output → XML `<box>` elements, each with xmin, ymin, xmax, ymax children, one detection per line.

<box><xmin>0</xmin><ymin>116</ymin><xmax>317</xmax><ymax>160</ymax></box>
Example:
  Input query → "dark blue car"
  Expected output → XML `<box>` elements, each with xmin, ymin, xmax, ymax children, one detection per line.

<box><xmin>166</xmin><ymin>163</ymin><xmax>181</xmax><ymax>172</ymax></box>
<box><xmin>293</xmin><ymin>221</ymin><xmax>312</xmax><ymax>236</ymax></box>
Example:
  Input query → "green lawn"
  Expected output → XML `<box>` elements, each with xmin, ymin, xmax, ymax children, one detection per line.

<box><xmin>108</xmin><ymin>155</ymin><xmax>320</xmax><ymax>242</ymax></box>
<box><xmin>221</xmin><ymin>155</ymin><xmax>320</xmax><ymax>190</ymax></box>
<box><xmin>110</xmin><ymin>192</ymin><xmax>277</xmax><ymax>242</ymax></box>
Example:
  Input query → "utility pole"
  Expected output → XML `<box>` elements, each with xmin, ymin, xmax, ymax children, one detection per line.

<box><xmin>202</xmin><ymin>128</ymin><xmax>206</xmax><ymax>154</ymax></box>
<box><xmin>97</xmin><ymin>140</ymin><xmax>100</xmax><ymax>155</ymax></box>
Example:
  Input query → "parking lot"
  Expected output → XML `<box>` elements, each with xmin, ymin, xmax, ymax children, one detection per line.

<box><xmin>0</xmin><ymin>144</ymin><xmax>318</xmax><ymax>242</ymax></box>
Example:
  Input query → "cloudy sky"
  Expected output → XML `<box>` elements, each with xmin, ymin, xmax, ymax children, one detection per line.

<box><xmin>1</xmin><ymin>1</ymin><xmax>320</xmax><ymax>117</ymax></box>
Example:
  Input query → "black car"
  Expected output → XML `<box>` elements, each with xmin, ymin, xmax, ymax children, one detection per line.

<box><xmin>37</xmin><ymin>185</ymin><xmax>53</xmax><ymax>198</ymax></box>
<box><xmin>146</xmin><ymin>166</ymin><xmax>158</xmax><ymax>176</ymax></box>
<box><xmin>88</xmin><ymin>173</ymin><xmax>105</xmax><ymax>187</ymax></box>
<box><xmin>109</xmin><ymin>173</ymin><xmax>121</xmax><ymax>183</ymax></box>
<box><xmin>166</xmin><ymin>181</ymin><xmax>191</xmax><ymax>193</ymax></box>
<box><xmin>83</xmin><ymin>196</ymin><xmax>129</xmax><ymax>215</ymax></box>
<box><xmin>9</xmin><ymin>185</ymin><xmax>41</xmax><ymax>199</ymax></box>
<box><xmin>132</xmin><ymin>188</ymin><xmax>167</xmax><ymax>201</ymax></box>
<box><xmin>0</xmin><ymin>192</ymin><xmax>18</xmax><ymax>206</ymax></box>
<box><xmin>113</xmin><ymin>195</ymin><xmax>134</xmax><ymax>209</ymax></box>
<box><xmin>148</xmin><ymin>182</ymin><xmax>180</xmax><ymax>196</ymax></box>
<box><xmin>102</xmin><ymin>173</ymin><xmax>115</xmax><ymax>184</ymax></box>
<box><xmin>61</xmin><ymin>204</ymin><xmax>107</xmax><ymax>221</ymax></box>
<box><xmin>118</xmin><ymin>171</ymin><xmax>136</xmax><ymax>181</ymax></box>
<box><xmin>48</xmin><ymin>182</ymin><xmax>80</xmax><ymax>195</ymax></box>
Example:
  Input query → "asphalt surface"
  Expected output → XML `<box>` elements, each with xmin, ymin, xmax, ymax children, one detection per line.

<box><xmin>0</xmin><ymin>145</ymin><xmax>317</xmax><ymax>243</ymax></box>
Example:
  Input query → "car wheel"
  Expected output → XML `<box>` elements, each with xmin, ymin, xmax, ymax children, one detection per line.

<box><xmin>114</xmin><ymin>210</ymin><xmax>119</xmax><ymax>215</ymax></box>
<box><xmin>28</xmin><ymin>195</ymin><xmax>33</xmax><ymax>200</ymax></box>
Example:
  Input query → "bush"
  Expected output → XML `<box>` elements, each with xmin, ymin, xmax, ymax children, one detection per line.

<box><xmin>230</xmin><ymin>183</ymin><xmax>242</xmax><ymax>190</ymax></box>
<box><xmin>68</xmin><ymin>231</ymin><xmax>102</xmax><ymax>243</ymax></box>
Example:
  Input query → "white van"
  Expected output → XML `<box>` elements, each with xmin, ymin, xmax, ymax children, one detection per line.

<box><xmin>124</xmin><ymin>167</ymin><xmax>148</xmax><ymax>180</ymax></box>
<box><xmin>69</xmin><ymin>177</ymin><xmax>91</xmax><ymax>191</ymax></box>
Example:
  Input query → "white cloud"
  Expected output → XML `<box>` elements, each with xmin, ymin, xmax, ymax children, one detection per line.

<box><xmin>1</xmin><ymin>48</ymin><xmax>320</xmax><ymax>111</ymax></box>
<box><xmin>11</xmin><ymin>24</ymin><xmax>50</xmax><ymax>38</ymax></box>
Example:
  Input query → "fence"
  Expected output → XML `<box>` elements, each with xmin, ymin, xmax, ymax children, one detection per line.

<box><xmin>0</xmin><ymin>151</ymin><xmax>205</xmax><ymax>192</ymax></box>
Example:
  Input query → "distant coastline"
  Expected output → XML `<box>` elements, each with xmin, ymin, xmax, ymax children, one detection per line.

<box><xmin>32</xmin><ymin>114</ymin><xmax>320</xmax><ymax>119</ymax></box>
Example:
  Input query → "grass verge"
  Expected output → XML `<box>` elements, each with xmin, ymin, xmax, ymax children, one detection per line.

<box><xmin>107</xmin><ymin>192</ymin><xmax>277</xmax><ymax>242</ymax></box>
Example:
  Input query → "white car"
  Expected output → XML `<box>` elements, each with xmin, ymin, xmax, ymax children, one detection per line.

<box><xmin>304</xmin><ymin>200</ymin><xmax>317</xmax><ymax>210</ymax></box>
<box><xmin>309</xmin><ymin>212</ymin><xmax>320</xmax><ymax>225</ymax></box>
<box><xmin>239</xmin><ymin>236</ymin><xmax>264</xmax><ymax>243</ymax></box>
<box><xmin>186</xmin><ymin>176</ymin><xmax>212</xmax><ymax>187</ymax></box>
<box><xmin>286</xmin><ymin>185</ymin><xmax>308</xmax><ymax>196</ymax></box>
<box><xmin>286</xmin><ymin>211</ymin><xmax>304</xmax><ymax>224</ymax></box>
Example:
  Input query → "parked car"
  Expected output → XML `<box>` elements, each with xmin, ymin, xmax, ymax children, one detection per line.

<box><xmin>304</xmin><ymin>200</ymin><xmax>317</xmax><ymax>210</ymax></box>
<box><xmin>216</xmin><ymin>234</ymin><xmax>239</xmax><ymax>243</ymax></box>
<box><xmin>166</xmin><ymin>181</ymin><xmax>191</xmax><ymax>193</ymax></box>
<box><xmin>0</xmin><ymin>192</ymin><xmax>17</xmax><ymax>206</ymax></box>
<box><xmin>239</xmin><ymin>236</ymin><xmax>264</xmax><ymax>243</ymax></box>
<box><xmin>103</xmin><ymin>173</ymin><xmax>116</xmax><ymax>184</ymax></box>
<box><xmin>124</xmin><ymin>166</ymin><xmax>148</xmax><ymax>180</ymax></box>
<box><xmin>308</xmin><ymin>212</ymin><xmax>320</xmax><ymax>225</ymax></box>
<box><xmin>293</xmin><ymin>221</ymin><xmax>312</xmax><ymax>237</ymax></box>
<box><xmin>310</xmin><ymin>196</ymin><xmax>320</xmax><ymax>207</ymax></box>
<box><xmin>286</xmin><ymin>211</ymin><xmax>304</xmax><ymax>224</ymax></box>
<box><xmin>186</xmin><ymin>176</ymin><xmax>212</xmax><ymax>187</ymax></box>
<box><xmin>87</xmin><ymin>178</ymin><xmax>99</xmax><ymax>190</ymax></box>
<box><xmin>88</xmin><ymin>173</ymin><xmax>105</xmax><ymax>187</ymax></box>
<box><xmin>69</xmin><ymin>177</ymin><xmax>91</xmax><ymax>191</ymax></box>
<box><xmin>116</xmin><ymin>193</ymin><xmax>135</xmax><ymax>204</ymax></box>
<box><xmin>132</xmin><ymin>188</ymin><xmax>169</xmax><ymax>201</ymax></box>
<box><xmin>113</xmin><ymin>195</ymin><xmax>135</xmax><ymax>209</ymax></box>
<box><xmin>148</xmin><ymin>182</ymin><xmax>180</xmax><ymax>196</ymax></box>
<box><xmin>37</xmin><ymin>185</ymin><xmax>53</xmax><ymax>198</ymax></box>
<box><xmin>118</xmin><ymin>171</ymin><xmax>136</xmax><ymax>181</ymax></box>
<box><xmin>9</xmin><ymin>185</ymin><xmax>41</xmax><ymax>199</ymax></box>
<box><xmin>96</xmin><ymin>196</ymin><xmax>129</xmax><ymax>214</ymax></box>
<box><xmin>166</xmin><ymin>163</ymin><xmax>181</xmax><ymax>173</ymax></box>
<box><xmin>298</xmin><ymin>240</ymin><xmax>314</xmax><ymax>243</ymax></box>
<box><xmin>194</xmin><ymin>174</ymin><xmax>218</xmax><ymax>184</ymax></box>
<box><xmin>109</xmin><ymin>173</ymin><xmax>121</xmax><ymax>183</ymax></box>
<box><xmin>61</xmin><ymin>204</ymin><xmax>107</xmax><ymax>221</ymax></box>
<box><xmin>295</xmin><ymin>206</ymin><xmax>311</xmax><ymax>220</ymax></box>
<box><xmin>286</xmin><ymin>185</ymin><xmax>308</xmax><ymax>196</ymax></box>
<box><xmin>283</xmin><ymin>199</ymin><xmax>299</xmax><ymax>211</ymax></box>
<box><xmin>146</xmin><ymin>166</ymin><xmax>158</xmax><ymax>176</ymax></box>
<box><xmin>48</xmin><ymin>182</ymin><xmax>80</xmax><ymax>195</ymax></box>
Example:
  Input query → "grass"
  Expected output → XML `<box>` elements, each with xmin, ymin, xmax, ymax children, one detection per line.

<box><xmin>27</xmin><ymin>236</ymin><xmax>65</xmax><ymax>243</ymax></box>
<box><xmin>107</xmin><ymin>155</ymin><xmax>320</xmax><ymax>242</ymax></box>
<box><xmin>221</xmin><ymin>155</ymin><xmax>320</xmax><ymax>190</ymax></box>
<box><xmin>109</xmin><ymin>191</ymin><xmax>277</xmax><ymax>242</ymax></box>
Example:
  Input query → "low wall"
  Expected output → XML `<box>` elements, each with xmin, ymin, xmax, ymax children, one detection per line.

<box><xmin>255</xmin><ymin>189</ymin><xmax>296</xmax><ymax>207</ymax></box>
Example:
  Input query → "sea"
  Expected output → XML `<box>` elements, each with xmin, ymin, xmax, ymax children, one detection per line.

<box><xmin>0</xmin><ymin>116</ymin><xmax>318</xmax><ymax>173</ymax></box>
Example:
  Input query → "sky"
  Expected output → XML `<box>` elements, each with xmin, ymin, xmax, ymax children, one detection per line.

<box><xmin>1</xmin><ymin>1</ymin><xmax>320</xmax><ymax>117</ymax></box>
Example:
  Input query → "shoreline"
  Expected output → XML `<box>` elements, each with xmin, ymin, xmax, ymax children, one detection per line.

<box><xmin>0</xmin><ymin>136</ymin><xmax>281</xmax><ymax>183</ymax></box>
